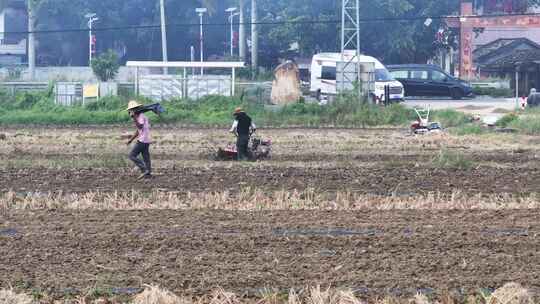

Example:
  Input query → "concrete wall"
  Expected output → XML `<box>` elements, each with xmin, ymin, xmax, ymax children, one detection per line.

<box><xmin>0</xmin><ymin>66</ymin><xmax>151</xmax><ymax>82</ymax></box>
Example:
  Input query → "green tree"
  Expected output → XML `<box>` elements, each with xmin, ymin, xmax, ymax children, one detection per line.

<box><xmin>91</xmin><ymin>50</ymin><xmax>120</xmax><ymax>82</ymax></box>
<box><xmin>257</xmin><ymin>0</ymin><xmax>339</xmax><ymax>66</ymax></box>
<box><xmin>255</xmin><ymin>0</ymin><xmax>458</xmax><ymax>65</ymax></box>
<box><xmin>360</xmin><ymin>0</ymin><xmax>460</xmax><ymax>63</ymax></box>
<box><xmin>12</xmin><ymin>0</ymin><xmax>540</xmax><ymax>69</ymax></box>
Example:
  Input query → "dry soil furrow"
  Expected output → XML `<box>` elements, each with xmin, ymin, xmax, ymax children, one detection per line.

<box><xmin>1</xmin><ymin>166</ymin><xmax>540</xmax><ymax>195</ymax></box>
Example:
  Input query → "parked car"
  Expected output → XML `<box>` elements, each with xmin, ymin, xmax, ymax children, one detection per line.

<box><xmin>387</xmin><ymin>64</ymin><xmax>474</xmax><ymax>99</ymax></box>
<box><xmin>310</xmin><ymin>52</ymin><xmax>404</xmax><ymax>103</ymax></box>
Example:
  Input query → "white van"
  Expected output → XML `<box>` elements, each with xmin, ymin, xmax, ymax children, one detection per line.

<box><xmin>310</xmin><ymin>52</ymin><xmax>404</xmax><ymax>103</ymax></box>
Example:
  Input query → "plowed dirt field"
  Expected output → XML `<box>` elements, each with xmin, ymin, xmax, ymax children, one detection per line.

<box><xmin>1</xmin><ymin>210</ymin><xmax>539</xmax><ymax>299</ymax></box>
<box><xmin>1</xmin><ymin>166</ymin><xmax>540</xmax><ymax>195</ymax></box>
<box><xmin>1</xmin><ymin>127</ymin><xmax>540</xmax><ymax>300</ymax></box>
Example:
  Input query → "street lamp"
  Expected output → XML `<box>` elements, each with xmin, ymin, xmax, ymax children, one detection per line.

<box><xmin>226</xmin><ymin>7</ymin><xmax>240</xmax><ymax>57</ymax></box>
<box><xmin>85</xmin><ymin>13</ymin><xmax>99</xmax><ymax>65</ymax></box>
<box><xmin>196</xmin><ymin>7</ymin><xmax>207</xmax><ymax>76</ymax></box>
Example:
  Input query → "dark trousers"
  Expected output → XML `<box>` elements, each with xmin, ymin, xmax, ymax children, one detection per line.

<box><xmin>129</xmin><ymin>141</ymin><xmax>151</xmax><ymax>173</ymax></box>
<box><xmin>236</xmin><ymin>134</ymin><xmax>250</xmax><ymax>161</ymax></box>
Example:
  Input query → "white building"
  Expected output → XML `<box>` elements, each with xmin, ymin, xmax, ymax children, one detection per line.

<box><xmin>0</xmin><ymin>0</ymin><xmax>27</xmax><ymax>65</ymax></box>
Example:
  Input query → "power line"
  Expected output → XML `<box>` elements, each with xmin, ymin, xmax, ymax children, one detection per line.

<box><xmin>3</xmin><ymin>12</ymin><xmax>540</xmax><ymax>35</ymax></box>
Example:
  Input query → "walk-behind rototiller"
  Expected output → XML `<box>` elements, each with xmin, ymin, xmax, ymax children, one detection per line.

<box><xmin>215</xmin><ymin>132</ymin><xmax>272</xmax><ymax>161</ymax></box>
<box><xmin>410</xmin><ymin>107</ymin><xmax>443</xmax><ymax>135</ymax></box>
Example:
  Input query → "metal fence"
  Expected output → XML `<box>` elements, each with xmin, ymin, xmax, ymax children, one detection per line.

<box><xmin>0</xmin><ymin>82</ymin><xmax>49</xmax><ymax>95</ymax></box>
<box><xmin>0</xmin><ymin>81</ymin><xmax>84</xmax><ymax>106</ymax></box>
<box><xmin>0</xmin><ymin>79</ymin><xmax>275</xmax><ymax>106</ymax></box>
<box><xmin>236</xmin><ymin>82</ymin><xmax>273</xmax><ymax>104</ymax></box>
<box><xmin>188</xmin><ymin>75</ymin><xmax>232</xmax><ymax>99</ymax></box>
<box><xmin>139</xmin><ymin>75</ymin><xmax>232</xmax><ymax>101</ymax></box>
<box><xmin>54</xmin><ymin>82</ymin><xmax>83</xmax><ymax>106</ymax></box>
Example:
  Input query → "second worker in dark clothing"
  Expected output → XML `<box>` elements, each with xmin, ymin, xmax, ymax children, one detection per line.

<box><xmin>230</xmin><ymin>108</ymin><xmax>257</xmax><ymax>161</ymax></box>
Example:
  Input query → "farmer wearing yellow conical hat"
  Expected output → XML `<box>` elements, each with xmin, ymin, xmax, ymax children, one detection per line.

<box><xmin>229</xmin><ymin>107</ymin><xmax>256</xmax><ymax>161</ymax></box>
<box><xmin>126</xmin><ymin>100</ymin><xmax>152</xmax><ymax>179</ymax></box>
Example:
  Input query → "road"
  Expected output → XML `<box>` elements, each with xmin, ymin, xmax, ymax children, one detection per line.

<box><xmin>404</xmin><ymin>96</ymin><xmax>519</xmax><ymax>124</ymax></box>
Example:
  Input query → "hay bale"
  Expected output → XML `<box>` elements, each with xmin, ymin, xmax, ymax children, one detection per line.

<box><xmin>0</xmin><ymin>289</ymin><xmax>33</xmax><ymax>304</ymax></box>
<box><xmin>489</xmin><ymin>283</ymin><xmax>534</xmax><ymax>304</ymax></box>
<box><xmin>271</xmin><ymin>61</ymin><xmax>301</xmax><ymax>105</ymax></box>
<box><xmin>132</xmin><ymin>285</ymin><xmax>190</xmax><ymax>304</ymax></box>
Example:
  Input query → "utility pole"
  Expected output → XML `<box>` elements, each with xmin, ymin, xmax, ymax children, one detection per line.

<box><xmin>226</xmin><ymin>7</ymin><xmax>239</xmax><ymax>57</ymax></box>
<box><xmin>340</xmin><ymin>0</ymin><xmax>362</xmax><ymax>100</ymax></box>
<box><xmin>85</xmin><ymin>13</ymin><xmax>99</xmax><ymax>66</ymax></box>
<box><xmin>27</xmin><ymin>0</ymin><xmax>35</xmax><ymax>80</ymax></box>
<box><xmin>239</xmin><ymin>0</ymin><xmax>246</xmax><ymax>61</ymax></box>
<box><xmin>251</xmin><ymin>0</ymin><xmax>258</xmax><ymax>78</ymax></box>
<box><xmin>190</xmin><ymin>45</ymin><xmax>195</xmax><ymax>75</ymax></box>
<box><xmin>89</xmin><ymin>21</ymin><xmax>93</xmax><ymax>64</ymax></box>
<box><xmin>159</xmin><ymin>0</ymin><xmax>168</xmax><ymax>74</ymax></box>
<box><xmin>196</xmin><ymin>8</ymin><xmax>207</xmax><ymax>76</ymax></box>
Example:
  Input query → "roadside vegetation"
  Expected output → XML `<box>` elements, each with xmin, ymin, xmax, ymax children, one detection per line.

<box><xmin>506</xmin><ymin>108</ymin><xmax>540</xmax><ymax>134</ymax></box>
<box><xmin>0</xmin><ymin>89</ymin><xmax>420</xmax><ymax>127</ymax></box>
<box><xmin>496</xmin><ymin>112</ymin><xmax>520</xmax><ymax>128</ymax></box>
<box><xmin>432</xmin><ymin>109</ymin><xmax>470</xmax><ymax>128</ymax></box>
<box><xmin>9</xmin><ymin>89</ymin><xmax>540</xmax><ymax>136</ymax></box>
<box><xmin>472</xmin><ymin>86</ymin><xmax>514</xmax><ymax>98</ymax></box>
